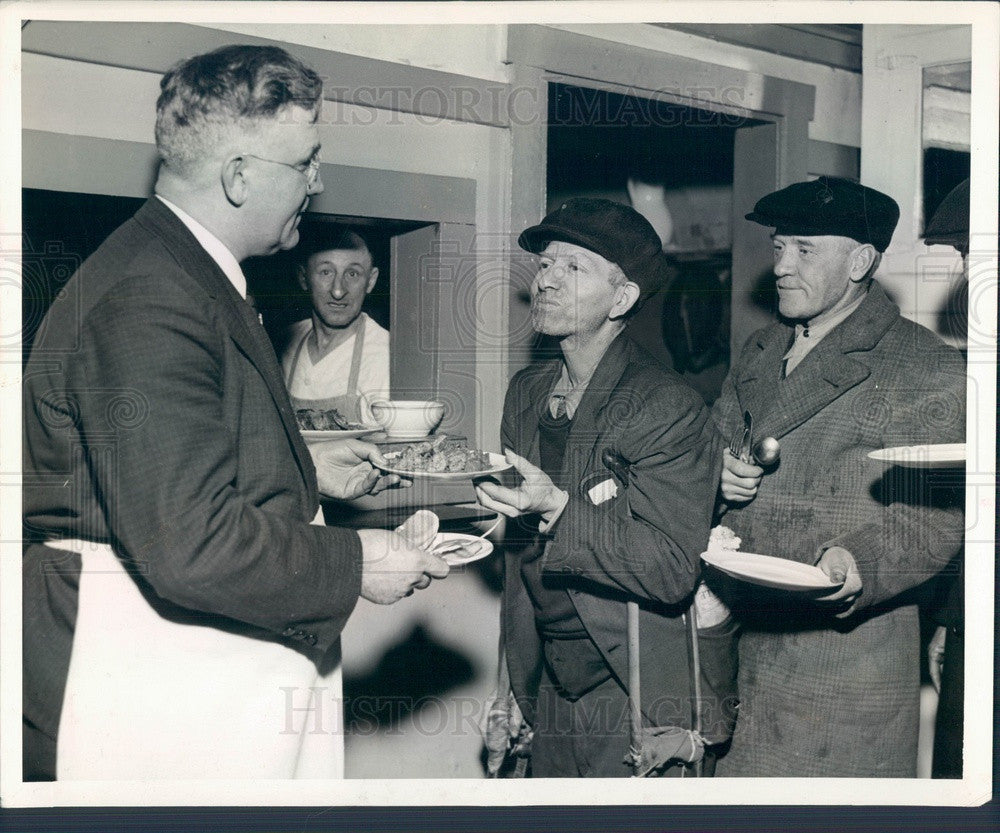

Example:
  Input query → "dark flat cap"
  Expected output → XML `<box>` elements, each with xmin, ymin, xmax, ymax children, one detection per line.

<box><xmin>518</xmin><ymin>198</ymin><xmax>669</xmax><ymax>299</ymax></box>
<box><xmin>924</xmin><ymin>178</ymin><xmax>969</xmax><ymax>248</ymax></box>
<box><xmin>746</xmin><ymin>176</ymin><xmax>900</xmax><ymax>252</ymax></box>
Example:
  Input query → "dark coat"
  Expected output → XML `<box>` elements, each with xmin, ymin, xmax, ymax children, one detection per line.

<box><xmin>22</xmin><ymin>198</ymin><xmax>362</xmax><ymax>750</ymax></box>
<box><xmin>500</xmin><ymin>334</ymin><xmax>736</xmax><ymax>744</ymax></box>
<box><xmin>711</xmin><ymin>283</ymin><xmax>966</xmax><ymax>776</ymax></box>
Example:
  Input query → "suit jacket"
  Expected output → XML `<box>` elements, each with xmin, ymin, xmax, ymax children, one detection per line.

<box><xmin>500</xmin><ymin>333</ymin><xmax>735</xmax><ymax>742</ymax></box>
<box><xmin>22</xmin><ymin>198</ymin><xmax>362</xmax><ymax>746</ymax></box>
<box><xmin>711</xmin><ymin>283</ymin><xmax>966</xmax><ymax>776</ymax></box>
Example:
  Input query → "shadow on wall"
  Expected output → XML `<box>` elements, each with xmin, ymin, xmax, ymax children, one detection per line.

<box><xmin>343</xmin><ymin>624</ymin><xmax>476</xmax><ymax>733</ymax></box>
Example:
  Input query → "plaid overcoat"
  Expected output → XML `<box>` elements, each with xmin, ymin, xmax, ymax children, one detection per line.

<box><xmin>711</xmin><ymin>283</ymin><xmax>966</xmax><ymax>777</ymax></box>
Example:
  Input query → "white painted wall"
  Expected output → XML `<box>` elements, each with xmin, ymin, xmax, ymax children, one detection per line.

<box><xmin>208</xmin><ymin>22</ymin><xmax>861</xmax><ymax>146</ymax></box>
<box><xmin>208</xmin><ymin>23</ymin><xmax>510</xmax><ymax>84</ymax></box>
<box><xmin>860</xmin><ymin>24</ymin><xmax>970</xmax><ymax>344</ymax></box>
<box><xmin>550</xmin><ymin>23</ymin><xmax>862</xmax><ymax>147</ymax></box>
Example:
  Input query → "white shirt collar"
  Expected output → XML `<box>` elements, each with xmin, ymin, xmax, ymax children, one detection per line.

<box><xmin>156</xmin><ymin>195</ymin><xmax>247</xmax><ymax>299</ymax></box>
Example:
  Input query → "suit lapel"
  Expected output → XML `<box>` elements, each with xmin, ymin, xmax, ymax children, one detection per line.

<box><xmin>735</xmin><ymin>285</ymin><xmax>899</xmax><ymax>441</ymax></box>
<box><xmin>512</xmin><ymin>359</ymin><xmax>562</xmax><ymax>467</ymax></box>
<box><xmin>135</xmin><ymin>200</ymin><xmax>317</xmax><ymax>501</ymax></box>
<box><xmin>563</xmin><ymin>334</ymin><xmax>631</xmax><ymax>485</ymax></box>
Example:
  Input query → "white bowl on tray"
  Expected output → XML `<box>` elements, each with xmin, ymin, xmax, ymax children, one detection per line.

<box><xmin>369</xmin><ymin>400</ymin><xmax>445</xmax><ymax>440</ymax></box>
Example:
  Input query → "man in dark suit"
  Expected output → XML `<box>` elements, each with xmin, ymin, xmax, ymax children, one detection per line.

<box><xmin>712</xmin><ymin>178</ymin><xmax>966</xmax><ymax>776</ymax></box>
<box><xmin>22</xmin><ymin>45</ymin><xmax>447</xmax><ymax>781</ymax></box>
<box><xmin>476</xmin><ymin>199</ymin><xmax>735</xmax><ymax>777</ymax></box>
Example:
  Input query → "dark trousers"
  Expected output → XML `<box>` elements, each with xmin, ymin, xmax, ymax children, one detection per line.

<box><xmin>531</xmin><ymin>660</ymin><xmax>633</xmax><ymax>777</ymax></box>
<box><xmin>23</xmin><ymin>716</ymin><xmax>56</xmax><ymax>781</ymax></box>
<box><xmin>530</xmin><ymin>639</ymin><xmax>708</xmax><ymax>778</ymax></box>
<box><xmin>932</xmin><ymin>628</ymin><xmax>964</xmax><ymax>778</ymax></box>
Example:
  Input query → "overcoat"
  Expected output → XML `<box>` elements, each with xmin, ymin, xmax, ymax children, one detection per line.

<box><xmin>500</xmin><ymin>334</ymin><xmax>737</xmax><ymax>752</ymax></box>
<box><xmin>711</xmin><ymin>283</ymin><xmax>966</xmax><ymax>776</ymax></box>
<box><xmin>22</xmin><ymin>198</ymin><xmax>362</xmax><ymax>775</ymax></box>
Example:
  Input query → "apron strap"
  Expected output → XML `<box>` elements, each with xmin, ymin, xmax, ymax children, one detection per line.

<box><xmin>345</xmin><ymin>315</ymin><xmax>366</xmax><ymax>395</ymax></box>
<box><xmin>285</xmin><ymin>324</ymin><xmax>309</xmax><ymax>390</ymax></box>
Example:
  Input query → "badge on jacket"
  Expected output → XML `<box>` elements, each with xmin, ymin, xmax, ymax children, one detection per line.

<box><xmin>587</xmin><ymin>478</ymin><xmax>619</xmax><ymax>505</ymax></box>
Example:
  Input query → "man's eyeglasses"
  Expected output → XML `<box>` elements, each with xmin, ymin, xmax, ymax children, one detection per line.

<box><xmin>245</xmin><ymin>153</ymin><xmax>321</xmax><ymax>188</ymax></box>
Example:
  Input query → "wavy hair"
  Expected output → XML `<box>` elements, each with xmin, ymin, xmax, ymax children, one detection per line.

<box><xmin>155</xmin><ymin>45</ymin><xmax>323</xmax><ymax>174</ymax></box>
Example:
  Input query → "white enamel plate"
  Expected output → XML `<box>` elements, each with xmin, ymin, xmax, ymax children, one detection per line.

<box><xmin>867</xmin><ymin>443</ymin><xmax>966</xmax><ymax>469</ymax></box>
<box><xmin>379</xmin><ymin>451</ymin><xmax>512</xmax><ymax>481</ymax></box>
<box><xmin>301</xmin><ymin>427</ymin><xmax>380</xmax><ymax>445</ymax></box>
<box><xmin>700</xmin><ymin>549</ymin><xmax>842</xmax><ymax>592</ymax></box>
<box><xmin>430</xmin><ymin>533</ymin><xmax>495</xmax><ymax>567</ymax></box>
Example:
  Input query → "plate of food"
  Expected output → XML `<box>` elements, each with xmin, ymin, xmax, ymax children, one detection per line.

<box><xmin>377</xmin><ymin>435</ymin><xmax>512</xmax><ymax>480</ymax></box>
<box><xmin>295</xmin><ymin>408</ymin><xmax>379</xmax><ymax>443</ymax></box>
<box><xmin>429</xmin><ymin>532</ymin><xmax>495</xmax><ymax>567</ymax></box>
<box><xmin>700</xmin><ymin>548</ymin><xmax>842</xmax><ymax>592</ymax></box>
<box><xmin>867</xmin><ymin>443</ymin><xmax>966</xmax><ymax>469</ymax></box>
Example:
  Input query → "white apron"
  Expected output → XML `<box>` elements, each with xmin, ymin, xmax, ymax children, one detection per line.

<box><xmin>53</xmin><ymin>509</ymin><xmax>344</xmax><ymax>781</ymax></box>
<box><xmin>285</xmin><ymin>316</ymin><xmax>367</xmax><ymax>424</ymax></box>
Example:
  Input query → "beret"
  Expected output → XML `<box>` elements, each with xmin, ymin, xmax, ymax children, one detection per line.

<box><xmin>518</xmin><ymin>197</ymin><xmax>670</xmax><ymax>299</ymax></box>
<box><xmin>746</xmin><ymin>176</ymin><xmax>900</xmax><ymax>252</ymax></box>
<box><xmin>924</xmin><ymin>178</ymin><xmax>969</xmax><ymax>248</ymax></box>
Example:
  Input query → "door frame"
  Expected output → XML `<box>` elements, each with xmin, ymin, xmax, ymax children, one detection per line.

<box><xmin>505</xmin><ymin>24</ymin><xmax>818</xmax><ymax>368</ymax></box>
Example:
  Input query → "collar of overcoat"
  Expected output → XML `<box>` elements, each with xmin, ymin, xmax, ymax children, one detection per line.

<box><xmin>734</xmin><ymin>282</ymin><xmax>901</xmax><ymax>442</ymax></box>
<box><xmin>134</xmin><ymin>198</ymin><xmax>317</xmax><ymax>503</ymax></box>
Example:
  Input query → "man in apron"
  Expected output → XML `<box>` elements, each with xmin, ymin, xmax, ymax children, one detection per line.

<box><xmin>22</xmin><ymin>44</ymin><xmax>448</xmax><ymax>782</ymax></box>
<box><xmin>282</xmin><ymin>229</ymin><xmax>390</xmax><ymax>425</ymax></box>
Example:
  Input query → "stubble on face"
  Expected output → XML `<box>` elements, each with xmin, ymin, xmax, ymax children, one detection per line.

<box><xmin>529</xmin><ymin>241</ymin><xmax>621</xmax><ymax>339</ymax></box>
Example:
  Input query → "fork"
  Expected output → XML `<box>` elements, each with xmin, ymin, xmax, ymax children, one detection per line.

<box><xmin>431</xmin><ymin>515</ymin><xmax>503</xmax><ymax>556</ymax></box>
<box><xmin>728</xmin><ymin>410</ymin><xmax>753</xmax><ymax>463</ymax></box>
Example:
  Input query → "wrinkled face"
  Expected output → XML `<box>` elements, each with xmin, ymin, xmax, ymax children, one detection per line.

<box><xmin>771</xmin><ymin>234</ymin><xmax>859</xmax><ymax>321</ymax></box>
<box><xmin>530</xmin><ymin>241</ymin><xmax>626</xmax><ymax>338</ymax></box>
<box><xmin>301</xmin><ymin>248</ymin><xmax>378</xmax><ymax>330</ymax></box>
<box><xmin>245</xmin><ymin>105</ymin><xmax>324</xmax><ymax>256</ymax></box>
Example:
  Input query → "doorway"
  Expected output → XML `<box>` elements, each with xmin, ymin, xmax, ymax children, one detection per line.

<box><xmin>546</xmin><ymin>82</ymin><xmax>765</xmax><ymax>403</ymax></box>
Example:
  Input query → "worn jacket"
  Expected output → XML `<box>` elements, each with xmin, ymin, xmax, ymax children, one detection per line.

<box><xmin>500</xmin><ymin>333</ymin><xmax>736</xmax><ymax>743</ymax></box>
<box><xmin>712</xmin><ymin>282</ymin><xmax>966</xmax><ymax>776</ymax></box>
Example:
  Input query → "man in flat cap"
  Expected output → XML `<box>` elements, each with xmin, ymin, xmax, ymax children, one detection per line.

<box><xmin>476</xmin><ymin>198</ymin><xmax>736</xmax><ymax>777</ymax></box>
<box><xmin>711</xmin><ymin>177</ymin><xmax>966</xmax><ymax>776</ymax></box>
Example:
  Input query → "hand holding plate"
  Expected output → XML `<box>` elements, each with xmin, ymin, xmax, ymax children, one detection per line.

<box><xmin>474</xmin><ymin>449</ymin><xmax>568</xmax><ymax>524</ymax></box>
<box><xmin>813</xmin><ymin>546</ymin><xmax>863</xmax><ymax>617</ymax></box>
<box><xmin>312</xmin><ymin>438</ymin><xmax>410</xmax><ymax>500</ymax></box>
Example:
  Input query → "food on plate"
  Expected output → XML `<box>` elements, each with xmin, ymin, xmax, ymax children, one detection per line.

<box><xmin>388</xmin><ymin>435</ymin><xmax>493</xmax><ymax>473</ymax></box>
<box><xmin>708</xmin><ymin>525</ymin><xmax>742</xmax><ymax>551</ymax></box>
<box><xmin>295</xmin><ymin>407</ymin><xmax>367</xmax><ymax>431</ymax></box>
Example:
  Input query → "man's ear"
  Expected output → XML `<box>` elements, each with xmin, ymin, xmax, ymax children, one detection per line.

<box><xmin>365</xmin><ymin>266</ymin><xmax>379</xmax><ymax>295</ymax></box>
<box><xmin>609</xmin><ymin>281</ymin><xmax>641</xmax><ymax>320</ymax></box>
<box><xmin>849</xmin><ymin>243</ymin><xmax>877</xmax><ymax>283</ymax></box>
<box><xmin>221</xmin><ymin>155</ymin><xmax>249</xmax><ymax>207</ymax></box>
<box><xmin>296</xmin><ymin>263</ymin><xmax>309</xmax><ymax>292</ymax></box>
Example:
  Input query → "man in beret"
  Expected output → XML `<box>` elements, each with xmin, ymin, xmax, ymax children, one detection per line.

<box><xmin>475</xmin><ymin>198</ymin><xmax>736</xmax><ymax>777</ymax></box>
<box><xmin>711</xmin><ymin>177</ymin><xmax>966</xmax><ymax>776</ymax></box>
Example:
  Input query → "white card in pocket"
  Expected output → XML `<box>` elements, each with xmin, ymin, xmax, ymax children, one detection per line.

<box><xmin>587</xmin><ymin>478</ymin><xmax>619</xmax><ymax>505</ymax></box>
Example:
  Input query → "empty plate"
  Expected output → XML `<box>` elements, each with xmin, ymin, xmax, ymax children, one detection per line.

<box><xmin>701</xmin><ymin>549</ymin><xmax>842</xmax><ymax>592</ymax></box>
<box><xmin>867</xmin><ymin>443</ymin><xmax>965</xmax><ymax>469</ymax></box>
